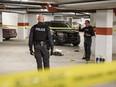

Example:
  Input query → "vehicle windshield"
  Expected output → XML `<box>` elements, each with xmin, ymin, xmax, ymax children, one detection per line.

<box><xmin>51</xmin><ymin>22</ymin><xmax>71</xmax><ymax>28</ymax></box>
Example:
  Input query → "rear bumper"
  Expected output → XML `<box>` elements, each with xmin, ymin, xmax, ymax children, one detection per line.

<box><xmin>3</xmin><ymin>33</ymin><xmax>17</xmax><ymax>38</ymax></box>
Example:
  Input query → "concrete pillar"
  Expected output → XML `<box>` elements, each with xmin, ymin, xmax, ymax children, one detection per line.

<box><xmin>28</xmin><ymin>14</ymin><xmax>37</xmax><ymax>37</ymax></box>
<box><xmin>0</xmin><ymin>13</ymin><xmax>3</xmax><ymax>42</ymax></box>
<box><xmin>18</xmin><ymin>14</ymin><xmax>28</xmax><ymax>39</ymax></box>
<box><xmin>112</xmin><ymin>13</ymin><xmax>116</xmax><ymax>53</ymax></box>
<box><xmin>28</xmin><ymin>14</ymin><xmax>37</xmax><ymax>26</ymax></box>
<box><xmin>90</xmin><ymin>13</ymin><xmax>96</xmax><ymax>54</ymax></box>
<box><xmin>90</xmin><ymin>13</ymin><xmax>96</xmax><ymax>27</ymax></box>
<box><xmin>95</xmin><ymin>10</ymin><xmax>113</xmax><ymax>62</ymax></box>
<box><xmin>24</xmin><ymin>14</ymin><xmax>28</xmax><ymax>38</ymax></box>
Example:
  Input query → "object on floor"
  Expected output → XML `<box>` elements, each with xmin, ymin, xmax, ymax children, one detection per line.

<box><xmin>74</xmin><ymin>50</ymin><xmax>79</xmax><ymax>52</ymax></box>
<box><xmin>55</xmin><ymin>49</ymin><xmax>62</xmax><ymax>52</ymax></box>
<box><xmin>53</xmin><ymin>51</ymin><xmax>64</xmax><ymax>56</ymax></box>
<box><xmin>96</xmin><ymin>57</ymin><xmax>105</xmax><ymax>63</ymax></box>
<box><xmin>82</xmin><ymin>57</ymin><xmax>86</xmax><ymax>59</ymax></box>
<box><xmin>70</xmin><ymin>59</ymin><xmax>76</xmax><ymax>61</ymax></box>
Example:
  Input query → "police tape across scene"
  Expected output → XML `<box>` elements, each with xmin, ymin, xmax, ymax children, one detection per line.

<box><xmin>0</xmin><ymin>61</ymin><xmax>116</xmax><ymax>87</ymax></box>
<box><xmin>0</xmin><ymin>24</ymin><xmax>77</xmax><ymax>30</ymax></box>
<box><xmin>1</xmin><ymin>24</ymin><xmax>116</xmax><ymax>32</ymax></box>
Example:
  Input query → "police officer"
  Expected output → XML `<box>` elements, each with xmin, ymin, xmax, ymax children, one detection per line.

<box><xmin>28</xmin><ymin>14</ymin><xmax>54</xmax><ymax>70</ymax></box>
<box><xmin>79</xmin><ymin>20</ymin><xmax>95</xmax><ymax>62</ymax></box>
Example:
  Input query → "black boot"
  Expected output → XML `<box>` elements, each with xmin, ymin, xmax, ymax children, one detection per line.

<box><xmin>82</xmin><ymin>57</ymin><xmax>86</xmax><ymax>59</ymax></box>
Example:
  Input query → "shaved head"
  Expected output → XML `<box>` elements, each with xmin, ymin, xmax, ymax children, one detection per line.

<box><xmin>37</xmin><ymin>14</ymin><xmax>44</xmax><ymax>22</ymax></box>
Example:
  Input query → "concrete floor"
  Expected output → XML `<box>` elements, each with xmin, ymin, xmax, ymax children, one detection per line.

<box><xmin>0</xmin><ymin>33</ymin><xmax>116</xmax><ymax>74</ymax></box>
<box><xmin>0</xmin><ymin>36</ymin><xmax>116</xmax><ymax>86</ymax></box>
<box><xmin>0</xmin><ymin>39</ymin><xmax>116</xmax><ymax>86</ymax></box>
<box><xmin>0</xmin><ymin>39</ymin><xmax>88</xmax><ymax>74</ymax></box>
<box><xmin>0</xmin><ymin>38</ymin><xmax>116</xmax><ymax>73</ymax></box>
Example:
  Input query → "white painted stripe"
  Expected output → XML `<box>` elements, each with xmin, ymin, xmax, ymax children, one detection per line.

<box><xmin>95</xmin><ymin>35</ymin><xmax>112</xmax><ymax>62</ymax></box>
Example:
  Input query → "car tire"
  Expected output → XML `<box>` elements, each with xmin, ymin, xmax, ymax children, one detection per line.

<box><xmin>72</xmin><ymin>42</ymin><xmax>80</xmax><ymax>46</ymax></box>
<box><xmin>72</xmin><ymin>35</ymin><xmax>80</xmax><ymax>46</ymax></box>
<box><xmin>5</xmin><ymin>38</ymin><xmax>10</xmax><ymax>40</ymax></box>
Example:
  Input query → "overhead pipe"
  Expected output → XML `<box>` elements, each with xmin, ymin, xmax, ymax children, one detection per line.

<box><xmin>28</xmin><ymin>7</ymin><xmax>116</xmax><ymax>14</ymax></box>
<box><xmin>27</xmin><ymin>11</ymin><xmax>90</xmax><ymax>18</ymax></box>
<box><xmin>58</xmin><ymin>0</ymin><xmax>108</xmax><ymax>5</ymax></box>
<box><xmin>56</xmin><ymin>7</ymin><xmax>116</xmax><ymax>13</ymax></box>
<box><xmin>28</xmin><ymin>11</ymin><xmax>86</xmax><ymax>15</ymax></box>
<box><xmin>0</xmin><ymin>7</ymin><xmax>45</xmax><ymax>10</ymax></box>
<box><xmin>0</xmin><ymin>9</ymin><xmax>26</xmax><ymax>14</ymax></box>
<box><xmin>0</xmin><ymin>0</ymin><xmax>58</xmax><ymax>7</ymax></box>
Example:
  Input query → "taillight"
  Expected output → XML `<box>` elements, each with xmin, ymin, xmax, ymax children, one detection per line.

<box><xmin>4</xmin><ymin>29</ymin><xmax>16</xmax><ymax>34</ymax></box>
<box><xmin>7</xmin><ymin>30</ymin><xmax>11</xmax><ymax>33</ymax></box>
<box><xmin>5</xmin><ymin>29</ymin><xmax>12</xmax><ymax>34</ymax></box>
<box><xmin>4</xmin><ymin>29</ymin><xmax>9</xmax><ymax>32</ymax></box>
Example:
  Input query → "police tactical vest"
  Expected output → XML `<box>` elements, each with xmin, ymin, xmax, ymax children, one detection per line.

<box><xmin>33</xmin><ymin>23</ymin><xmax>48</xmax><ymax>42</ymax></box>
<box><xmin>84</xmin><ymin>28</ymin><xmax>90</xmax><ymax>35</ymax></box>
<box><xmin>84</xmin><ymin>26</ymin><xmax>94</xmax><ymax>37</ymax></box>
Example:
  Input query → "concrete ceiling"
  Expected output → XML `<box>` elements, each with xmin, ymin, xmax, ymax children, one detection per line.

<box><xmin>59</xmin><ymin>0</ymin><xmax>116</xmax><ymax>10</ymax></box>
<box><xmin>1</xmin><ymin>0</ymin><xmax>116</xmax><ymax>10</ymax></box>
<box><xmin>11</xmin><ymin>0</ymin><xmax>82</xmax><ymax>3</ymax></box>
<box><xmin>0</xmin><ymin>0</ymin><xmax>116</xmax><ymax>14</ymax></box>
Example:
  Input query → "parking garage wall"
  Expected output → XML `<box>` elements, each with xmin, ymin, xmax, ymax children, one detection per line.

<box><xmin>0</xmin><ymin>13</ymin><xmax>2</xmax><ymax>42</ymax></box>
<box><xmin>2</xmin><ymin>12</ymin><xmax>18</xmax><ymax>28</ymax></box>
<box><xmin>44</xmin><ymin>15</ymin><xmax>54</xmax><ymax>21</ymax></box>
<box><xmin>91</xmin><ymin>13</ymin><xmax>116</xmax><ymax>54</ymax></box>
<box><xmin>113</xmin><ymin>13</ymin><xmax>116</xmax><ymax>54</ymax></box>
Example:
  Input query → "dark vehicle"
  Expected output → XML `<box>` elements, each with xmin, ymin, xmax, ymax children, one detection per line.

<box><xmin>45</xmin><ymin>21</ymin><xmax>80</xmax><ymax>46</ymax></box>
<box><xmin>3</xmin><ymin>28</ymin><xmax>17</xmax><ymax>40</ymax></box>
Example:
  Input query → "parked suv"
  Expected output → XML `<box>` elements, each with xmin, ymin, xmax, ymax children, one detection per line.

<box><xmin>45</xmin><ymin>21</ymin><xmax>80</xmax><ymax>46</ymax></box>
<box><xmin>2</xmin><ymin>27</ymin><xmax>17</xmax><ymax>40</ymax></box>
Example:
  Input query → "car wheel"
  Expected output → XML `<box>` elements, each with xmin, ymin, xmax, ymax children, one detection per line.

<box><xmin>72</xmin><ymin>42</ymin><xmax>80</xmax><ymax>46</ymax></box>
<box><xmin>72</xmin><ymin>35</ymin><xmax>80</xmax><ymax>46</ymax></box>
<box><xmin>5</xmin><ymin>38</ymin><xmax>10</xmax><ymax>40</ymax></box>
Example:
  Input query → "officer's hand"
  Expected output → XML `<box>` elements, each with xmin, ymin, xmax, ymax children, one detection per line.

<box><xmin>30</xmin><ymin>51</ymin><xmax>34</xmax><ymax>55</ymax></box>
<box><xmin>51</xmin><ymin>50</ymin><xmax>53</xmax><ymax>56</ymax></box>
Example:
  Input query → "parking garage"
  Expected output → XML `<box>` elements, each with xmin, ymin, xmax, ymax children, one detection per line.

<box><xmin>0</xmin><ymin>0</ymin><xmax>116</xmax><ymax>87</ymax></box>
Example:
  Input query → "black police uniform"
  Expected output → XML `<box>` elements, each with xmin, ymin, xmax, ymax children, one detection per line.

<box><xmin>79</xmin><ymin>26</ymin><xmax>95</xmax><ymax>61</ymax></box>
<box><xmin>28</xmin><ymin>22</ymin><xmax>54</xmax><ymax>69</ymax></box>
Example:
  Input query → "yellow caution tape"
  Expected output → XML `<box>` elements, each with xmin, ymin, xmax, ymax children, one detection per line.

<box><xmin>0</xmin><ymin>24</ymin><xmax>31</xmax><ymax>28</ymax></box>
<box><xmin>1</xmin><ymin>24</ymin><xmax>116</xmax><ymax>32</ymax></box>
<box><xmin>0</xmin><ymin>24</ymin><xmax>78</xmax><ymax>30</ymax></box>
<box><xmin>113</xmin><ymin>30</ymin><xmax>116</xmax><ymax>32</ymax></box>
<box><xmin>0</xmin><ymin>61</ymin><xmax>116</xmax><ymax>87</ymax></box>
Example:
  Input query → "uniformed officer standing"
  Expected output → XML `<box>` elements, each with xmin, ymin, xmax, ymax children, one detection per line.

<box><xmin>79</xmin><ymin>20</ymin><xmax>95</xmax><ymax>62</ymax></box>
<box><xmin>28</xmin><ymin>14</ymin><xmax>54</xmax><ymax>70</ymax></box>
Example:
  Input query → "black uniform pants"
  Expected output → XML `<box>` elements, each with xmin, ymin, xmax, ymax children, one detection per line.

<box><xmin>84</xmin><ymin>37</ymin><xmax>92</xmax><ymax>61</ymax></box>
<box><xmin>34</xmin><ymin>44</ymin><xmax>50</xmax><ymax>69</ymax></box>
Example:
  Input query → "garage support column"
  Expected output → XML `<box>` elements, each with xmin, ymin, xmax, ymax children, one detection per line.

<box><xmin>18</xmin><ymin>14</ymin><xmax>28</xmax><ymax>39</ymax></box>
<box><xmin>0</xmin><ymin>13</ymin><xmax>3</xmax><ymax>42</ymax></box>
<box><xmin>90</xmin><ymin>13</ymin><xmax>96</xmax><ymax>54</ymax></box>
<box><xmin>28</xmin><ymin>14</ymin><xmax>37</xmax><ymax>37</ymax></box>
<box><xmin>112</xmin><ymin>13</ymin><xmax>116</xmax><ymax>53</ymax></box>
<box><xmin>90</xmin><ymin>13</ymin><xmax>96</xmax><ymax>26</ymax></box>
<box><xmin>95</xmin><ymin>10</ymin><xmax>113</xmax><ymax>62</ymax></box>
